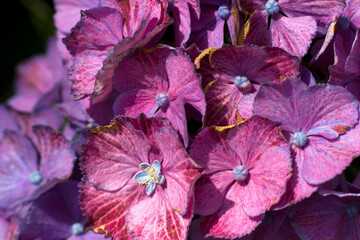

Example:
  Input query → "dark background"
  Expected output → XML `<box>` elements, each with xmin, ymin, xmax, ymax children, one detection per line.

<box><xmin>2</xmin><ymin>0</ymin><xmax>55</xmax><ymax>102</ymax></box>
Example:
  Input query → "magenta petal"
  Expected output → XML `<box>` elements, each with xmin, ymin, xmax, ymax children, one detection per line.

<box><xmin>190</xmin><ymin>127</ymin><xmax>239</xmax><ymax>173</ymax></box>
<box><xmin>201</xmin><ymin>183</ymin><xmax>264</xmax><ymax>239</ymax></box>
<box><xmin>270</xmin><ymin>15</ymin><xmax>317</xmax><ymax>58</ymax></box>
<box><xmin>155</xmin><ymin>96</ymin><xmax>189</xmax><ymax>146</ymax></box>
<box><xmin>173</xmin><ymin>0</ymin><xmax>191</xmax><ymax>46</ymax></box>
<box><xmin>194</xmin><ymin>171</ymin><xmax>234</xmax><ymax>216</ymax></box>
<box><xmin>166</xmin><ymin>50</ymin><xmax>205</xmax><ymax>117</ymax></box>
<box><xmin>64</xmin><ymin>7</ymin><xmax>124</xmax><ymax>96</ymax></box>
<box><xmin>34</xmin><ymin>126</ymin><xmax>75</xmax><ymax>181</ymax></box>
<box><xmin>112</xmin><ymin>89</ymin><xmax>157</xmax><ymax>117</ymax></box>
<box><xmin>237</xmin><ymin>93</ymin><xmax>256</xmax><ymax>119</ymax></box>
<box><xmin>80</xmin><ymin>119</ymin><xmax>151</xmax><ymax>191</ymax></box>
<box><xmin>238</xmin><ymin>146</ymin><xmax>291</xmax><ymax>217</ymax></box>
<box><xmin>126</xmin><ymin>189</ymin><xmax>194</xmax><ymax>240</ymax></box>
<box><xmin>152</xmin><ymin>127</ymin><xmax>201</xmax><ymax>214</ymax></box>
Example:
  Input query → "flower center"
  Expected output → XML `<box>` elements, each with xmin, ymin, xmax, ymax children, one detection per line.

<box><xmin>232</xmin><ymin>165</ymin><xmax>248</xmax><ymax>181</ymax></box>
<box><xmin>338</xmin><ymin>16</ymin><xmax>350</xmax><ymax>29</ymax></box>
<box><xmin>134</xmin><ymin>160</ymin><xmax>165</xmax><ymax>195</ymax></box>
<box><xmin>265</xmin><ymin>0</ymin><xmax>280</xmax><ymax>15</ymax></box>
<box><xmin>71</xmin><ymin>222</ymin><xmax>84</xmax><ymax>235</ymax></box>
<box><xmin>218</xmin><ymin>5</ymin><xmax>230</xmax><ymax>19</ymax></box>
<box><xmin>29</xmin><ymin>171</ymin><xmax>42</xmax><ymax>185</ymax></box>
<box><xmin>292</xmin><ymin>131</ymin><xmax>307</xmax><ymax>147</ymax></box>
<box><xmin>156</xmin><ymin>93</ymin><xmax>170</xmax><ymax>109</ymax></box>
<box><xmin>346</xmin><ymin>204</ymin><xmax>358</xmax><ymax>217</ymax></box>
<box><xmin>234</xmin><ymin>75</ymin><xmax>251</xmax><ymax>93</ymax></box>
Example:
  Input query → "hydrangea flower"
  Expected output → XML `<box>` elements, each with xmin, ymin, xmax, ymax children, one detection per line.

<box><xmin>80</xmin><ymin>116</ymin><xmax>201</xmax><ymax>239</ymax></box>
<box><xmin>289</xmin><ymin>192</ymin><xmax>360</xmax><ymax>240</ymax></box>
<box><xmin>239</xmin><ymin>0</ymin><xmax>345</xmax><ymax>57</ymax></box>
<box><xmin>253</xmin><ymin>78</ymin><xmax>360</xmax><ymax>207</ymax></box>
<box><xmin>112</xmin><ymin>46</ymin><xmax>205</xmax><ymax>146</ymax></box>
<box><xmin>64</xmin><ymin>1</ymin><xmax>169</xmax><ymax>98</ymax></box>
<box><xmin>311</xmin><ymin>0</ymin><xmax>360</xmax><ymax>74</ymax></box>
<box><xmin>0</xmin><ymin>127</ymin><xmax>75</xmax><ymax>218</ymax></box>
<box><xmin>195</xmin><ymin>45</ymin><xmax>299</xmax><ymax>126</ymax></box>
<box><xmin>329</xmin><ymin>29</ymin><xmax>360</xmax><ymax>86</ymax></box>
<box><xmin>187</xmin><ymin>0</ymin><xmax>237</xmax><ymax>49</ymax></box>
<box><xmin>189</xmin><ymin>116</ymin><xmax>292</xmax><ymax>238</ymax></box>
<box><xmin>8</xmin><ymin>38</ymin><xmax>67</xmax><ymax>112</ymax></box>
<box><xmin>54</xmin><ymin>0</ymin><xmax>99</xmax><ymax>67</ymax></box>
<box><xmin>19</xmin><ymin>180</ymin><xmax>104</xmax><ymax>240</ymax></box>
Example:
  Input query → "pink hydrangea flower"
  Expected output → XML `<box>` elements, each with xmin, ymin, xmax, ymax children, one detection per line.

<box><xmin>112</xmin><ymin>47</ymin><xmax>205</xmax><ymax>146</ymax></box>
<box><xmin>253</xmin><ymin>77</ymin><xmax>360</xmax><ymax>208</ymax></box>
<box><xmin>80</xmin><ymin>115</ymin><xmax>201</xmax><ymax>239</ymax></box>
<box><xmin>195</xmin><ymin>45</ymin><xmax>299</xmax><ymax>126</ymax></box>
<box><xmin>189</xmin><ymin>116</ymin><xmax>292</xmax><ymax>238</ymax></box>
<box><xmin>239</xmin><ymin>0</ymin><xmax>345</xmax><ymax>57</ymax></box>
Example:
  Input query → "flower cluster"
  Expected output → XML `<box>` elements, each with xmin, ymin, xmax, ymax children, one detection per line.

<box><xmin>1</xmin><ymin>0</ymin><xmax>360</xmax><ymax>239</ymax></box>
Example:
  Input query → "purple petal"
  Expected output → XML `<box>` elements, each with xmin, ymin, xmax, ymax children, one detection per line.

<box><xmin>279</xmin><ymin>0</ymin><xmax>345</xmax><ymax>33</ymax></box>
<box><xmin>244</xmin><ymin>10</ymin><xmax>270</xmax><ymax>46</ymax></box>
<box><xmin>173</xmin><ymin>0</ymin><xmax>191</xmax><ymax>46</ymax></box>
<box><xmin>0</xmin><ymin>131</ymin><xmax>38</xmax><ymax>212</ymax></box>
<box><xmin>344</xmin><ymin>29</ymin><xmax>360</xmax><ymax>78</ymax></box>
<box><xmin>270</xmin><ymin>15</ymin><xmax>317</xmax><ymax>57</ymax></box>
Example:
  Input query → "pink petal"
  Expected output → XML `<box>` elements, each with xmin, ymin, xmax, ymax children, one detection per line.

<box><xmin>166</xmin><ymin>50</ymin><xmax>205</xmax><ymax>117</ymax></box>
<box><xmin>112</xmin><ymin>88</ymin><xmax>158</xmax><ymax>117</ymax></box>
<box><xmin>152</xmin><ymin>127</ymin><xmax>201</xmax><ymax>214</ymax></box>
<box><xmin>238</xmin><ymin>146</ymin><xmax>292</xmax><ymax>217</ymax></box>
<box><xmin>155</xmin><ymin>96</ymin><xmax>189</xmax><ymax>147</ymax></box>
<box><xmin>126</xmin><ymin>189</ymin><xmax>194</xmax><ymax>240</ymax></box>
<box><xmin>80</xmin><ymin>118</ymin><xmax>151</xmax><ymax>191</ymax></box>
<box><xmin>194</xmin><ymin>171</ymin><xmax>234</xmax><ymax>216</ymax></box>
<box><xmin>302</xmin><ymin>124</ymin><xmax>360</xmax><ymax>185</ymax></box>
<box><xmin>190</xmin><ymin>127</ymin><xmax>239</xmax><ymax>173</ymax></box>
<box><xmin>173</xmin><ymin>0</ymin><xmax>191</xmax><ymax>46</ymax></box>
<box><xmin>270</xmin><ymin>15</ymin><xmax>317</xmax><ymax>58</ymax></box>
<box><xmin>227</xmin><ymin>117</ymin><xmax>289</xmax><ymax>170</ymax></box>
<box><xmin>237</xmin><ymin>93</ymin><xmax>256</xmax><ymax>119</ymax></box>
<box><xmin>201</xmin><ymin>182</ymin><xmax>264</xmax><ymax>239</ymax></box>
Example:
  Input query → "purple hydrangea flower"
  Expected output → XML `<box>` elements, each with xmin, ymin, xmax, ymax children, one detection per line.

<box><xmin>19</xmin><ymin>180</ymin><xmax>104</xmax><ymax>240</ymax></box>
<box><xmin>290</xmin><ymin>192</ymin><xmax>360</xmax><ymax>240</ymax></box>
<box><xmin>253</xmin><ymin>78</ymin><xmax>360</xmax><ymax>208</ymax></box>
<box><xmin>189</xmin><ymin>116</ymin><xmax>292</xmax><ymax>238</ymax></box>
<box><xmin>80</xmin><ymin>116</ymin><xmax>201</xmax><ymax>239</ymax></box>
<box><xmin>0</xmin><ymin>127</ymin><xmax>75</xmax><ymax>218</ymax></box>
